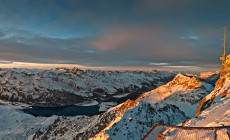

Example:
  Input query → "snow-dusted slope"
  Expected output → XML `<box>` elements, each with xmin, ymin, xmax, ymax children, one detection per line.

<box><xmin>33</xmin><ymin>99</ymin><xmax>139</xmax><ymax>140</ymax></box>
<box><xmin>0</xmin><ymin>68</ymin><xmax>175</xmax><ymax>106</ymax></box>
<box><xmin>143</xmin><ymin>76</ymin><xmax>230</xmax><ymax>140</ymax></box>
<box><xmin>138</xmin><ymin>73</ymin><xmax>213</xmax><ymax>117</ymax></box>
<box><xmin>102</xmin><ymin>74</ymin><xmax>212</xmax><ymax>140</ymax></box>
<box><xmin>37</xmin><ymin>73</ymin><xmax>213</xmax><ymax>140</ymax></box>
<box><xmin>185</xmin><ymin>77</ymin><xmax>230</xmax><ymax>127</ymax></box>
<box><xmin>0</xmin><ymin>100</ymin><xmax>57</xmax><ymax>140</ymax></box>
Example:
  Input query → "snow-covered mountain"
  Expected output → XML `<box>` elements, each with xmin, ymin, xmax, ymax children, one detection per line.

<box><xmin>197</xmin><ymin>71</ymin><xmax>219</xmax><ymax>87</ymax></box>
<box><xmin>34</xmin><ymin>73</ymin><xmax>216</xmax><ymax>140</ymax></box>
<box><xmin>144</xmin><ymin>76</ymin><xmax>230</xmax><ymax>140</ymax></box>
<box><xmin>101</xmin><ymin>74</ymin><xmax>212</xmax><ymax>140</ymax></box>
<box><xmin>1</xmin><ymin>68</ymin><xmax>226</xmax><ymax>140</ymax></box>
<box><xmin>0</xmin><ymin>68</ymin><xmax>175</xmax><ymax>106</ymax></box>
<box><xmin>186</xmin><ymin>76</ymin><xmax>230</xmax><ymax>127</ymax></box>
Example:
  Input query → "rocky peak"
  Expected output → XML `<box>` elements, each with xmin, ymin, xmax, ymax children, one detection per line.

<box><xmin>138</xmin><ymin>73</ymin><xmax>206</xmax><ymax>104</ymax></box>
<box><xmin>169</xmin><ymin>73</ymin><xmax>202</xmax><ymax>89</ymax></box>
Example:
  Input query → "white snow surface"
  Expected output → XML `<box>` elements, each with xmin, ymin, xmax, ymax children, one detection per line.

<box><xmin>0</xmin><ymin>100</ymin><xmax>57</xmax><ymax>140</ymax></box>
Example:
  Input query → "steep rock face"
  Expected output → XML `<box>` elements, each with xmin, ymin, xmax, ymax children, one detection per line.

<box><xmin>38</xmin><ymin>73</ymin><xmax>213</xmax><ymax>140</ymax></box>
<box><xmin>0</xmin><ymin>68</ymin><xmax>175</xmax><ymax>106</ymax></box>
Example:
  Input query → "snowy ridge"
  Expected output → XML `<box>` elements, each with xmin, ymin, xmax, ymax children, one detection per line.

<box><xmin>198</xmin><ymin>71</ymin><xmax>219</xmax><ymax>80</ymax></box>
<box><xmin>138</xmin><ymin>73</ymin><xmax>208</xmax><ymax>103</ymax></box>
<box><xmin>38</xmin><ymin>73</ymin><xmax>214</xmax><ymax>140</ymax></box>
<box><xmin>102</xmin><ymin>74</ymin><xmax>211</xmax><ymax>140</ymax></box>
<box><xmin>185</xmin><ymin>78</ymin><xmax>230</xmax><ymax>127</ymax></box>
<box><xmin>138</xmin><ymin>73</ymin><xmax>212</xmax><ymax>117</ymax></box>
<box><xmin>0</xmin><ymin>68</ymin><xmax>175</xmax><ymax>106</ymax></box>
<box><xmin>144</xmin><ymin>93</ymin><xmax>230</xmax><ymax>140</ymax></box>
<box><xmin>144</xmin><ymin>76</ymin><xmax>230</xmax><ymax>140</ymax></box>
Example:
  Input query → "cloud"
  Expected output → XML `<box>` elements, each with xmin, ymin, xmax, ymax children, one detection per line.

<box><xmin>181</xmin><ymin>35</ymin><xmax>199</xmax><ymax>40</ymax></box>
<box><xmin>0</xmin><ymin>29</ymin><xmax>95</xmax><ymax>63</ymax></box>
<box><xmin>162</xmin><ymin>65</ymin><xmax>202</xmax><ymax>71</ymax></box>
<box><xmin>92</xmin><ymin>25</ymin><xmax>198</xmax><ymax>58</ymax></box>
<box><xmin>0</xmin><ymin>60</ymin><xmax>13</xmax><ymax>64</ymax></box>
<box><xmin>86</xmin><ymin>50</ymin><xmax>96</xmax><ymax>54</ymax></box>
<box><xmin>149</xmin><ymin>63</ymin><xmax>170</xmax><ymax>66</ymax></box>
<box><xmin>0</xmin><ymin>0</ymin><xmax>228</xmax><ymax>70</ymax></box>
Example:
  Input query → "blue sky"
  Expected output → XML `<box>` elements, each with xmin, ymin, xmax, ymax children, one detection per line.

<box><xmin>0</xmin><ymin>0</ymin><xmax>230</xmax><ymax>70</ymax></box>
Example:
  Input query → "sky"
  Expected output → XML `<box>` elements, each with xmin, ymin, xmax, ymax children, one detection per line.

<box><xmin>0</xmin><ymin>0</ymin><xmax>230</xmax><ymax>71</ymax></box>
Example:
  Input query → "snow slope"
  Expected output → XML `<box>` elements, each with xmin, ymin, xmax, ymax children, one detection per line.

<box><xmin>144</xmin><ymin>124</ymin><xmax>230</xmax><ymax>140</ymax></box>
<box><xmin>0</xmin><ymin>100</ymin><xmax>57</xmax><ymax>140</ymax></box>
<box><xmin>185</xmin><ymin>77</ymin><xmax>230</xmax><ymax>127</ymax></box>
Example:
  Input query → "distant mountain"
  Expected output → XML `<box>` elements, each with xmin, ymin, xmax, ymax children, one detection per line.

<box><xmin>197</xmin><ymin>71</ymin><xmax>219</xmax><ymax>86</ymax></box>
<box><xmin>0</xmin><ymin>68</ymin><xmax>175</xmax><ymax>106</ymax></box>
<box><xmin>35</xmin><ymin>73</ymin><xmax>215</xmax><ymax>140</ymax></box>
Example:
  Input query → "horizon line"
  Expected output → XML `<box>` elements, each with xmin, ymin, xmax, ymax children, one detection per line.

<box><xmin>0</xmin><ymin>61</ymin><xmax>220</xmax><ymax>72</ymax></box>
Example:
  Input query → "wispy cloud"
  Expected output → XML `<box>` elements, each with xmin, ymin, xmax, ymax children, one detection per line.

<box><xmin>181</xmin><ymin>35</ymin><xmax>199</xmax><ymax>40</ymax></box>
<box><xmin>149</xmin><ymin>63</ymin><xmax>170</xmax><ymax>66</ymax></box>
<box><xmin>0</xmin><ymin>60</ymin><xmax>13</xmax><ymax>64</ymax></box>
